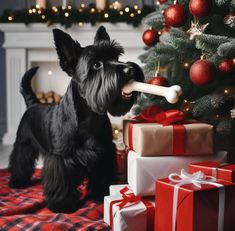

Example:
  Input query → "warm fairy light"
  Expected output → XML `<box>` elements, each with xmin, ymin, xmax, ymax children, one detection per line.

<box><xmin>113</xmin><ymin>1</ymin><xmax>122</xmax><ymax>10</ymax></box>
<box><xmin>216</xmin><ymin>114</ymin><xmax>219</xmax><ymax>118</ymax></box>
<box><xmin>114</xmin><ymin>129</ymin><xmax>119</xmax><ymax>134</ymax></box>
<box><xmin>137</xmin><ymin>10</ymin><xmax>141</xmax><ymax>14</ymax></box>
<box><xmin>233</xmin><ymin>58</ymin><xmax>235</xmax><ymax>64</ymax></box>
<box><xmin>65</xmin><ymin>12</ymin><xmax>69</xmax><ymax>17</ymax></box>
<box><xmin>161</xmin><ymin>10</ymin><xmax>165</xmax><ymax>14</ymax></box>
<box><xmin>8</xmin><ymin>16</ymin><xmax>13</xmax><ymax>21</ymax></box>
<box><xmin>158</xmin><ymin>31</ymin><xmax>162</xmax><ymax>35</ymax></box>
<box><xmin>79</xmin><ymin>22</ymin><xmax>83</xmax><ymax>27</ymax></box>
<box><xmin>68</xmin><ymin>5</ymin><xmax>72</xmax><ymax>9</ymax></box>
<box><xmin>36</xmin><ymin>4</ymin><xmax>40</xmax><ymax>9</ymax></box>
<box><xmin>184</xmin><ymin>63</ymin><xmax>189</xmax><ymax>68</ymax></box>
<box><xmin>104</xmin><ymin>13</ymin><xmax>109</xmax><ymax>18</ymax></box>
<box><xmin>48</xmin><ymin>70</ymin><xmax>53</xmax><ymax>75</ymax></box>
<box><xmin>119</xmin><ymin>11</ymin><xmax>124</xmax><ymax>15</ymax></box>
<box><xmin>130</xmin><ymin>13</ymin><xmax>134</xmax><ymax>17</ymax></box>
<box><xmin>41</xmin><ymin>15</ymin><xmax>45</xmax><ymax>19</ymax></box>
<box><xmin>38</xmin><ymin>10</ymin><xmax>42</xmax><ymax>14</ymax></box>
<box><xmin>182</xmin><ymin>99</ymin><xmax>191</xmax><ymax>112</ymax></box>
<box><xmin>224</xmin><ymin>89</ymin><xmax>229</xmax><ymax>94</ymax></box>
<box><xmin>81</xmin><ymin>3</ymin><xmax>85</xmax><ymax>8</ymax></box>
<box><xmin>52</xmin><ymin>6</ymin><xmax>58</xmax><ymax>12</ymax></box>
<box><xmin>134</xmin><ymin>5</ymin><xmax>138</xmax><ymax>10</ymax></box>
<box><xmin>91</xmin><ymin>8</ymin><xmax>95</xmax><ymax>13</ymax></box>
<box><xmin>32</xmin><ymin>8</ymin><xmax>36</xmax><ymax>13</ymax></box>
<box><xmin>62</xmin><ymin>6</ymin><xmax>66</xmax><ymax>10</ymax></box>
<box><xmin>29</xmin><ymin>9</ymin><xmax>32</xmax><ymax>14</ymax></box>
<box><xmin>125</xmin><ymin>7</ymin><xmax>130</xmax><ymax>12</ymax></box>
<box><xmin>156</xmin><ymin>1</ymin><xmax>160</xmax><ymax>5</ymax></box>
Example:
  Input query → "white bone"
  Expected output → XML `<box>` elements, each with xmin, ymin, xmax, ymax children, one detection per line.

<box><xmin>122</xmin><ymin>80</ymin><xmax>182</xmax><ymax>104</ymax></box>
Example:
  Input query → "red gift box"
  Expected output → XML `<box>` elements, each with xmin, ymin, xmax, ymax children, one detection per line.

<box><xmin>189</xmin><ymin>162</ymin><xmax>235</xmax><ymax>183</ymax></box>
<box><xmin>155</xmin><ymin>170</ymin><xmax>235</xmax><ymax>231</ymax></box>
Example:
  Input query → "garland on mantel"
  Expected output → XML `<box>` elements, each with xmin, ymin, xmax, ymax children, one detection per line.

<box><xmin>0</xmin><ymin>4</ymin><xmax>155</xmax><ymax>28</ymax></box>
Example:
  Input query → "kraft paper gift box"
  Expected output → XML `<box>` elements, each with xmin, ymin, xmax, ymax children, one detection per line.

<box><xmin>128</xmin><ymin>150</ymin><xmax>227</xmax><ymax>196</ymax></box>
<box><xmin>104</xmin><ymin>186</ymin><xmax>155</xmax><ymax>231</ymax></box>
<box><xmin>155</xmin><ymin>170</ymin><xmax>235</xmax><ymax>231</ymax></box>
<box><xmin>123</xmin><ymin>120</ymin><xmax>213</xmax><ymax>156</ymax></box>
<box><xmin>189</xmin><ymin>161</ymin><xmax>235</xmax><ymax>183</ymax></box>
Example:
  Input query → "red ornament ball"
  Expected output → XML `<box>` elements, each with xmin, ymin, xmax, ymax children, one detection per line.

<box><xmin>157</xmin><ymin>0</ymin><xmax>167</xmax><ymax>4</ymax></box>
<box><xmin>219</xmin><ymin>59</ymin><xmax>234</xmax><ymax>73</ymax></box>
<box><xmin>147</xmin><ymin>75</ymin><xmax>168</xmax><ymax>86</ymax></box>
<box><xmin>142</xmin><ymin>28</ymin><xmax>159</xmax><ymax>46</ymax></box>
<box><xmin>189</xmin><ymin>0</ymin><xmax>213</xmax><ymax>18</ymax></box>
<box><xmin>164</xmin><ymin>4</ymin><xmax>188</xmax><ymax>27</ymax></box>
<box><xmin>190</xmin><ymin>59</ymin><xmax>216</xmax><ymax>86</ymax></box>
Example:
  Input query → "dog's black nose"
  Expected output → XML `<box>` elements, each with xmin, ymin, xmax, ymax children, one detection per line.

<box><xmin>123</xmin><ymin>66</ymin><xmax>134</xmax><ymax>76</ymax></box>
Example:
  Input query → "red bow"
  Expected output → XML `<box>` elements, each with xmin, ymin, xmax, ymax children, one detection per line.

<box><xmin>109</xmin><ymin>187</ymin><xmax>154</xmax><ymax>231</ymax></box>
<box><xmin>118</xmin><ymin>186</ymin><xmax>141</xmax><ymax>209</ymax></box>
<box><xmin>134</xmin><ymin>105</ymin><xmax>185</xmax><ymax>126</ymax></box>
<box><xmin>109</xmin><ymin>186</ymin><xmax>140</xmax><ymax>228</ymax></box>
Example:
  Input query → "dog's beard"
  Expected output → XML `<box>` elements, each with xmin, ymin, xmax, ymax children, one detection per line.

<box><xmin>84</xmin><ymin>70</ymin><xmax>121</xmax><ymax>115</ymax></box>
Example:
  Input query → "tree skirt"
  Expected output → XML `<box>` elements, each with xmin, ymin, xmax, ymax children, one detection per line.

<box><xmin>0</xmin><ymin>169</ymin><xmax>110</xmax><ymax>231</ymax></box>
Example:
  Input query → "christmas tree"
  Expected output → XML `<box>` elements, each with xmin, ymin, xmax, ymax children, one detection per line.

<box><xmin>132</xmin><ymin>0</ymin><xmax>235</xmax><ymax>157</ymax></box>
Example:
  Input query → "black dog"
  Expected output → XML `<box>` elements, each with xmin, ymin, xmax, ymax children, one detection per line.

<box><xmin>8</xmin><ymin>26</ymin><xmax>144</xmax><ymax>213</ymax></box>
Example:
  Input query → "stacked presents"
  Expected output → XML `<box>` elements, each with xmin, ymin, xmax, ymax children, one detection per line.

<box><xmin>104</xmin><ymin>106</ymin><xmax>235</xmax><ymax>231</ymax></box>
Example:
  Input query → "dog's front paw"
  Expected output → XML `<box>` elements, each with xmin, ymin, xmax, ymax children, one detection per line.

<box><xmin>47</xmin><ymin>192</ymin><xmax>84</xmax><ymax>213</ymax></box>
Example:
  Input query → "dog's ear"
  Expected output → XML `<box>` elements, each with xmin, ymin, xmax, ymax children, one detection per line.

<box><xmin>94</xmin><ymin>26</ymin><xmax>110</xmax><ymax>45</ymax></box>
<box><xmin>53</xmin><ymin>29</ymin><xmax>82</xmax><ymax>76</ymax></box>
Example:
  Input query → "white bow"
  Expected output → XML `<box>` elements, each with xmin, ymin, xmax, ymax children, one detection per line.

<box><xmin>168</xmin><ymin>169</ymin><xmax>225</xmax><ymax>231</ymax></box>
<box><xmin>169</xmin><ymin>169</ymin><xmax>216</xmax><ymax>188</ymax></box>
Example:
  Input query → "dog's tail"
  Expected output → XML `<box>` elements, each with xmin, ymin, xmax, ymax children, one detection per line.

<box><xmin>20</xmin><ymin>66</ymin><xmax>39</xmax><ymax>108</ymax></box>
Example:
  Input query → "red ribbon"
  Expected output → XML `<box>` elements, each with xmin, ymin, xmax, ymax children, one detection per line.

<box><xmin>109</xmin><ymin>187</ymin><xmax>154</xmax><ymax>231</ymax></box>
<box><xmin>129</xmin><ymin>105</ymin><xmax>187</xmax><ymax>155</ymax></box>
<box><xmin>134</xmin><ymin>105</ymin><xmax>185</xmax><ymax>126</ymax></box>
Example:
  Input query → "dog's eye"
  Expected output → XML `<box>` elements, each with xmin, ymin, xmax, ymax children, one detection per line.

<box><xmin>93</xmin><ymin>61</ymin><xmax>103</xmax><ymax>70</ymax></box>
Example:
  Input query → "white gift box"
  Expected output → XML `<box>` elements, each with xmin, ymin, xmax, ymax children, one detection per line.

<box><xmin>128</xmin><ymin>150</ymin><xmax>227</xmax><ymax>196</ymax></box>
<box><xmin>109</xmin><ymin>184</ymin><xmax>129</xmax><ymax>196</ymax></box>
<box><xmin>104</xmin><ymin>192</ymin><xmax>155</xmax><ymax>231</ymax></box>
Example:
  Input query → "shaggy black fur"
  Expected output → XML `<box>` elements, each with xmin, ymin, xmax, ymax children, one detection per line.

<box><xmin>8</xmin><ymin>26</ymin><xmax>144</xmax><ymax>213</ymax></box>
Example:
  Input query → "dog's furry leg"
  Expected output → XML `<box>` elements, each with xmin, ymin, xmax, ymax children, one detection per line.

<box><xmin>9</xmin><ymin>140</ymin><xmax>38</xmax><ymax>188</ymax></box>
<box><xmin>43</xmin><ymin>154</ymin><xmax>85</xmax><ymax>213</ymax></box>
<box><xmin>88</xmin><ymin>142</ymin><xmax>117</xmax><ymax>200</ymax></box>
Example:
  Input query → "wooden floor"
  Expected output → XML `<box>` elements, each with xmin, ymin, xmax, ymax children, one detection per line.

<box><xmin>0</xmin><ymin>144</ymin><xmax>43</xmax><ymax>169</ymax></box>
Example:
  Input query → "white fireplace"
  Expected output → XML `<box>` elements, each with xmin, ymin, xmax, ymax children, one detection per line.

<box><xmin>0</xmin><ymin>23</ymin><xmax>144</xmax><ymax>144</ymax></box>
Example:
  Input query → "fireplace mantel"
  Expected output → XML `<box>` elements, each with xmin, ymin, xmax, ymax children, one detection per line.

<box><xmin>0</xmin><ymin>23</ymin><xmax>144</xmax><ymax>144</ymax></box>
<box><xmin>1</xmin><ymin>23</ymin><xmax>144</xmax><ymax>48</ymax></box>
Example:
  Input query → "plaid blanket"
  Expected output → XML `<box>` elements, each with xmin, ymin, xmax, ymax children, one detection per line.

<box><xmin>0</xmin><ymin>169</ymin><xmax>111</xmax><ymax>231</ymax></box>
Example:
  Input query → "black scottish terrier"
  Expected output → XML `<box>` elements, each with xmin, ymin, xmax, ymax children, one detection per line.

<box><xmin>8</xmin><ymin>26</ymin><xmax>144</xmax><ymax>213</ymax></box>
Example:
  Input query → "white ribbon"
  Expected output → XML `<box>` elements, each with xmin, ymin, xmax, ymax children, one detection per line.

<box><xmin>212</xmin><ymin>167</ymin><xmax>218</xmax><ymax>178</ymax></box>
<box><xmin>169</xmin><ymin>169</ymin><xmax>225</xmax><ymax>231</ymax></box>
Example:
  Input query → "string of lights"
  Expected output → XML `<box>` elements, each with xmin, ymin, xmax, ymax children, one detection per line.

<box><xmin>0</xmin><ymin>3</ymin><xmax>155</xmax><ymax>28</ymax></box>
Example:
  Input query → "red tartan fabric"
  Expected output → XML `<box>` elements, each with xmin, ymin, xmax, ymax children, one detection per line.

<box><xmin>0</xmin><ymin>169</ymin><xmax>111</xmax><ymax>231</ymax></box>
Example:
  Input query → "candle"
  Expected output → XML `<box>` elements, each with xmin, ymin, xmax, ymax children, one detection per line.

<box><xmin>62</xmin><ymin>0</ymin><xmax>67</xmax><ymax>8</ymax></box>
<box><xmin>96</xmin><ymin>0</ymin><xmax>106</xmax><ymax>10</ymax></box>
<box><xmin>36</xmin><ymin>0</ymin><xmax>46</xmax><ymax>8</ymax></box>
